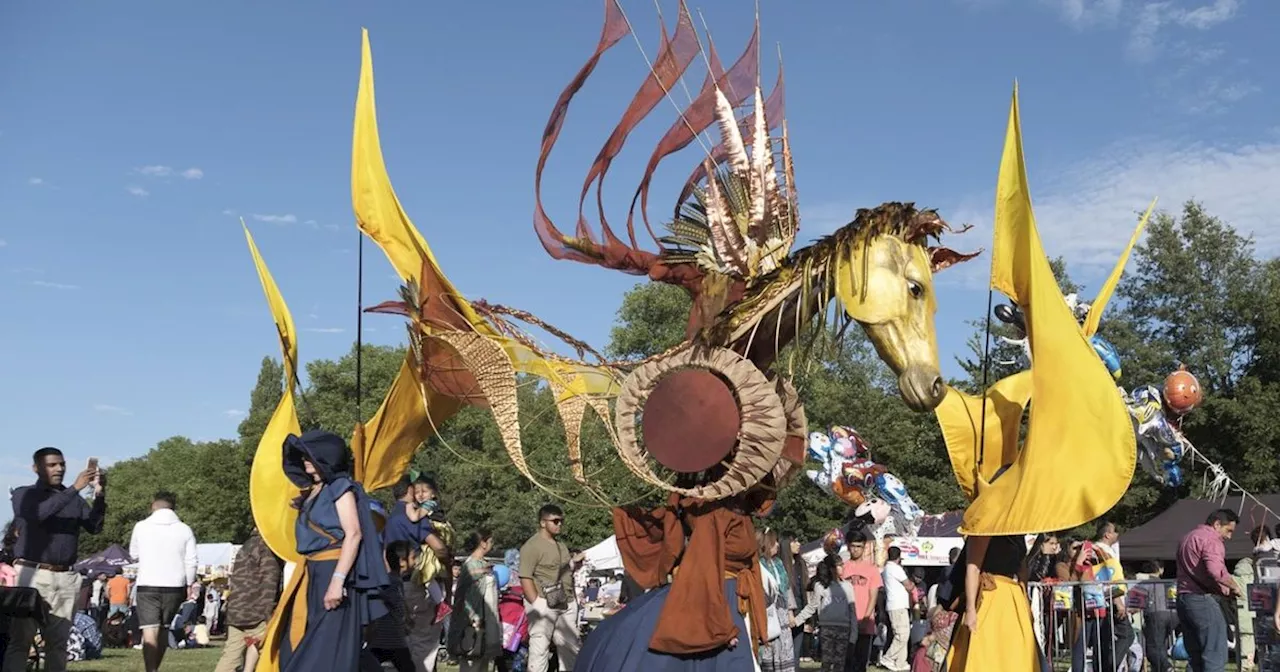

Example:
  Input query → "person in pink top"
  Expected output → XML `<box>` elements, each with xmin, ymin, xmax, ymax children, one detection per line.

<box><xmin>840</xmin><ymin>529</ymin><xmax>881</xmax><ymax>672</ymax></box>
<box><xmin>1175</xmin><ymin>509</ymin><xmax>1239</xmax><ymax>672</ymax></box>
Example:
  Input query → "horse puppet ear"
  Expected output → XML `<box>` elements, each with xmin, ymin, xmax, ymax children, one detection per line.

<box><xmin>929</xmin><ymin>246</ymin><xmax>983</xmax><ymax>273</ymax></box>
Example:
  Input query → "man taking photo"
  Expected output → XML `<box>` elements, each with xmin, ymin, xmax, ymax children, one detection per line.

<box><xmin>3</xmin><ymin>447</ymin><xmax>105</xmax><ymax>672</ymax></box>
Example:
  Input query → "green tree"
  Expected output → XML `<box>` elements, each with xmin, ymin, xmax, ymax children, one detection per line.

<box><xmin>606</xmin><ymin>282</ymin><xmax>692</xmax><ymax>359</ymax></box>
<box><xmin>236</xmin><ymin>357</ymin><xmax>283</xmax><ymax>463</ymax></box>
<box><xmin>89</xmin><ymin>437</ymin><xmax>254</xmax><ymax>554</ymax></box>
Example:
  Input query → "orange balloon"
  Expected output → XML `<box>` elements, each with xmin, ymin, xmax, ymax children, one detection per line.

<box><xmin>832</xmin><ymin>478</ymin><xmax>866</xmax><ymax>506</ymax></box>
<box><xmin>1163</xmin><ymin>367</ymin><xmax>1202</xmax><ymax>415</ymax></box>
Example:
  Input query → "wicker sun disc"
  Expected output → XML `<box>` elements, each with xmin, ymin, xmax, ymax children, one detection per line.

<box><xmin>770</xmin><ymin>377</ymin><xmax>809</xmax><ymax>488</ymax></box>
<box><xmin>615</xmin><ymin>346</ymin><xmax>788</xmax><ymax>501</ymax></box>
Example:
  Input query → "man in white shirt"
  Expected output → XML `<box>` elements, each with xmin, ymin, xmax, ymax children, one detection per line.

<box><xmin>129</xmin><ymin>492</ymin><xmax>197</xmax><ymax>672</ymax></box>
<box><xmin>879</xmin><ymin>546</ymin><xmax>913</xmax><ymax>672</ymax></box>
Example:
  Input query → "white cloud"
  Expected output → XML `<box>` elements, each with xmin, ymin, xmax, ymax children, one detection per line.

<box><xmin>1126</xmin><ymin>0</ymin><xmax>1240</xmax><ymax>62</ymax></box>
<box><xmin>252</xmin><ymin>213</ymin><xmax>298</xmax><ymax>224</ymax></box>
<box><xmin>304</xmin><ymin>327</ymin><xmax>346</xmax><ymax>334</ymax></box>
<box><xmin>304</xmin><ymin>219</ymin><xmax>318</xmax><ymax>226</ymax></box>
<box><xmin>92</xmin><ymin>403</ymin><xmax>132</xmax><ymax>416</ymax></box>
<box><xmin>0</xmin><ymin>240</ymin><xmax>6</xmax><ymax>248</ymax></box>
<box><xmin>29</xmin><ymin>280</ymin><xmax>80</xmax><ymax>290</ymax></box>
<box><xmin>126</xmin><ymin>186</ymin><xmax>150</xmax><ymax>197</ymax></box>
<box><xmin>27</xmin><ymin>177</ymin><xmax>44</xmax><ymax>186</ymax></box>
<box><xmin>222</xmin><ymin>209</ymin><xmax>237</xmax><ymax>216</ymax></box>
<box><xmin>942</xmin><ymin>136</ymin><xmax>1280</xmax><ymax>287</ymax></box>
<box><xmin>1054</xmin><ymin>0</ymin><xmax>1124</xmax><ymax>26</ymax></box>
<box><xmin>135</xmin><ymin>165</ymin><xmax>173</xmax><ymax>177</ymax></box>
<box><xmin>181</xmin><ymin>168</ymin><xmax>204</xmax><ymax>180</ymax></box>
<box><xmin>223</xmin><ymin>409</ymin><xmax>245</xmax><ymax>418</ymax></box>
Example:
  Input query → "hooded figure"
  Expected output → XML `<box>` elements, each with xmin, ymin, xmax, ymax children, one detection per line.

<box><xmin>267</xmin><ymin>430</ymin><xmax>389</xmax><ymax>672</ymax></box>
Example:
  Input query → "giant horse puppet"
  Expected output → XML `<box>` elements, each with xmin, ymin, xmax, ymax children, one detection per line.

<box><xmin>244</xmin><ymin>4</ymin><xmax>978</xmax><ymax>668</ymax></box>
<box><xmin>243</xmin><ymin>0</ymin><xmax>979</xmax><ymax>590</ymax></box>
<box><xmin>360</xmin><ymin>0</ymin><xmax>978</xmax><ymax>503</ymax></box>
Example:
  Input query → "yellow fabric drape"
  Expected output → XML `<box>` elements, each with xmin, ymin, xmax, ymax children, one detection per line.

<box><xmin>935</xmin><ymin>372</ymin><xmax>1032</xmax><ymax>501</ymax></box>
<box><xmin>350</xmin><ymin>29</ymin><xmax>619</xmax><ymax>490</ymax></box>
<box><xmin>1081</xmin><ymin>198</ymin><xmax>1157</xmax><ymax>337</ymax></box>
<box><xmin>354</xmin><ymin>357</ymin><xmax>460</xmax><ymax>491</ymax></box>
<box><xmin>955</xmin><ymin>86</ymin><xmax>1136</xmax><ymax>535</ymax></box>
<box><xmin>243</xmin><ymin>224</ymin><xmax>303</xmax><ymax>564</ymax></box>
<box><xmin>944</xmin><ymin>574</ymin><xmax>1038</xmax><ymax>672</ymax></box>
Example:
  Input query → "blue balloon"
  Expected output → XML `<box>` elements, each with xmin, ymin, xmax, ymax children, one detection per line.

<box><xmin>1090</xmin><ymin>335</ymin><xmax>1122</xmax><ymax>381</ymax></box>
<box><xmin>493</xmin><ymin>564</ymin><xmax>511</xmax><ymax>589</ymax></box>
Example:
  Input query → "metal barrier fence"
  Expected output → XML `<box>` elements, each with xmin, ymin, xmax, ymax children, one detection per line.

<box><xmin>1025</xmin><ymin>579</ymin><xmax>1280</xmax><ymax>671</ymax></box>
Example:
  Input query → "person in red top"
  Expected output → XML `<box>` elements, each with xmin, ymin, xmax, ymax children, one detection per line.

<box><xmin>840</xmin><ymin>529</ymin><xmax>882</xmax><ymax>672</ymax></box>
<box><xmin>1175</xmin><ymin>508</ymin><xmax>1239</xmax><ymax>672</ymax></box>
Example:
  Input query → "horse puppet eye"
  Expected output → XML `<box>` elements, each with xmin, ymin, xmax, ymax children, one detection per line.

<box><xmin>907</xmin><ymin>280</ymin><xmax>924</xmax><ymax>299</ymax></box>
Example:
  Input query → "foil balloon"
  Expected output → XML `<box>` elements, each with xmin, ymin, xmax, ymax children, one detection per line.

<box><xmin>822</xmin><ymin>528</ymin><xmax>845</xmax><ymax>555</ymax></box>
<box><xmin>1163</xmin><ymin>367</ymin><xmax>1202</xmax><ymax>416</ymax></box>
<box><xmin>806</xmin><ymin>431</ymin><xmax>845</xmax><ymax>492</ymax></box>
<box><xmin>493</xmin><ymin>563</ymin><xmax>512</xmax><ymax>589</ymax></box>
<box><xmin>874</xmin><ymin>473</ymin><xmax>924</xmax><ymax>536</ymax></box>
<box><xmin>829</xmin><ymin>426</ymin><xmax>869</xmax><ymax>459</ymax></box>
<box><xmin>1126</xmin><ymin>384</ymin><xmax>1189</xmax><ymax>487</ymax></box>
<box><xmin>1090</xmin><ymin>335</ymin><xmax>1122</xmax><ymax>382</ymax></box>
<box><xmin>854</xmin><ymin>499</ymin><xmax>891</xmax><ymax>527</ymax></box>
<box><xmin>807</xmin><ymin>431</ymin><xmax>834</xmax><ymax>461</ymax></box>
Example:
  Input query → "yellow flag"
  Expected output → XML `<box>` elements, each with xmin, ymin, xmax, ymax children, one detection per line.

<box><xmin>355</xmin><ymin>358</ymin><xmax>462</xmax><ymax>492</ymax></box>
<box><xmin>349</xmin><ymin>29</ymin><xmax>622</xmax><ymax>492</ymax></box>
<box><xmin>935</xmin><ymin>372</ymin><xmax>1033</xmax><ymax>501</ymax></box>
<box><xmin>960</xmin><ymin>87</ymin><xmax>1136</xmax><ymax>535</ymax></box>
<box><xmin>1082</xmin><ymin>198</ymin><xmax>1157</xmax><ymax>337</ymax></box>
<box><xmin>242</xmin><ymin>223</ymin><xmax>303</xmax><ymax>563</ymax></box>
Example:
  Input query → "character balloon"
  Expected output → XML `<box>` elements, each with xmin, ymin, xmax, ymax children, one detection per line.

<box><xmin>1163</xmin><ymin>367</ymin><xmax>1202</xmax><ymax>416</ymax></box>
<box><xmin>805</xmin><ymin>425</ymin><xmax>923</xmax><ymax>535</ymax></box>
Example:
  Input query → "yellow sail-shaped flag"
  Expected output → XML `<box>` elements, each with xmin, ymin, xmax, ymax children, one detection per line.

<box><xmin>242</xmin><ymin>223</ymin><xmax>304</xmax><ymax>562</ymax></box>
<box><xmin>957</xmin><ymin>86</ymin><xmax>1135</xmax><ymax>535</ymax></box>
<box><xmin>1081</xmin><ymin>199</ymin><xmax>1157</xmax><ymax>337</ymax></box>
<box><xmin>935</xmin><ymin>372</ymin><xmax>1032</xmax><ymax>501</ymax></box>
<box><xmin>350</xmin><ymin>29</ymin><xmax>620</xmax><ymax>489</ymax></box>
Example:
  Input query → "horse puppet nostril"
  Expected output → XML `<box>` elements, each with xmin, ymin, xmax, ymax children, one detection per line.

<box><xmin>930</xmin><ymin>376</ymin><xmax>945</xmax><ymax>399</ymax></box>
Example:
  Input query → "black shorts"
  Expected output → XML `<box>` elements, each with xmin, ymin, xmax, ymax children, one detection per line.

<box><xmin>135</xmin><ymin>586</ymin><xmax>185</xmax><ymax>629</ymax></box>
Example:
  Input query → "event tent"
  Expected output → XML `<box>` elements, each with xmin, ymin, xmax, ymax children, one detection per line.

<box><xmin>581</xmin><ymin>535</ymin><xmax>623</xmax><ymax>572</ymax></box>
<box><xmin>197</xmin><ymin>543</ymin><xmax>240</xmax><ymax>573</ymax></box>
<box><xmin>75</xmin><ymin>544</ymin><xmax>133</xmax><ymax>575</ymax></box>
<box><xmin>1119</xmin><ymin>494</ymin><xmax>1280</xmax><ymax>562</ymax></box>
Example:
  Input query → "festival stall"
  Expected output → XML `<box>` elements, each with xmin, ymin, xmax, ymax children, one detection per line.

<box><xmin>1119</xmin><ymin>495</ymin><xmax>1280</xmax><ymax>562</ymax></box>
<box><xmin>196</xmin><ymin>543</ymin><xmax>240</xmax><ymax>578</ymax></box>
<box><xmin>74</xmin><ymin>545</ymin><xmax>132</xmax><ymax>576</ymax></box>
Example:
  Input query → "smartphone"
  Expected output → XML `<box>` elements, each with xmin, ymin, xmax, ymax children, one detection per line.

<box><xmin>87</xmin><ymin>457</ymin><xmax>99</xmax><ymax>472</ymax></box>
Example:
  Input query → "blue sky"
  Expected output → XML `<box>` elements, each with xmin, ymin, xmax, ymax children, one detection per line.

<box><xmin>1</xmin><ymin>0</ymin><xmax>1276</xmax><ymax>505</ymax></box>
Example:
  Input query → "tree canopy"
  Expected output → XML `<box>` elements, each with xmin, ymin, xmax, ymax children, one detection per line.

<box><xmin>80</xmin><ymin>200</ymin><xmax>1280</xmax><ymax>556</ymax></box>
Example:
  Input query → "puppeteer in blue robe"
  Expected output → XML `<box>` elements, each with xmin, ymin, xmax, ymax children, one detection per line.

<box><xmin>274</xmin><ymin>430</ymin><xmax>389</xmax><ymax>672</ymax></box>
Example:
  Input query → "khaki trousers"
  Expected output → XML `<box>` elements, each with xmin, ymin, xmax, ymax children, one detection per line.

<box><xmin>525</xmin><ymin>598</ymin><xmax>579</xmax><ymax>672</ymax></box>
<box><xmin>213</xmin><ymin>621</ymin><xmax>268</xmax><ymax>672</ymax></box>
<box><xmin>1</xmin><ymin>565</ymin><xmax>82</xmax><ymax>672</ymax></box>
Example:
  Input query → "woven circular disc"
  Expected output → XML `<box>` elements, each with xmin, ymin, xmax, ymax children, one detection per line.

<box><xmin>641</xmin><ymin>369</ymin><xmax>741</xmax><ymax>473</ymax></box>
<box><xmin>770</xmin><ymin>377</ymin><xmax>808</xmax><ymax>487</ymax></box>
<box><xmin>615</xmin><ymin>346</ymin><xmax>787</xmax><ymax>501</ymax></box>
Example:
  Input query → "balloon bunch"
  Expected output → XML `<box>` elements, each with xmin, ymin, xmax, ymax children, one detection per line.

<box><xmin>993</xmin><ymin>299</ymin><xmax>1203</xmax><ymax>487</ymax></box>
<box><xmin>1124</xmin><ymin>368</ymin><xmax>1202</xmax><ymax>486</ymax></box>
<box><xmin>805</xmin><ymin>425</ymin><xmax>924</xmax><ymax>536</ymax></box>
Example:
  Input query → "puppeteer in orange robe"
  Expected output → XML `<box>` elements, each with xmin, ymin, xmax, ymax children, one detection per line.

<box><xmin>574</xmin><ymin>492</ymin><xmax>771</xmax><ymax>671</ymax></box>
